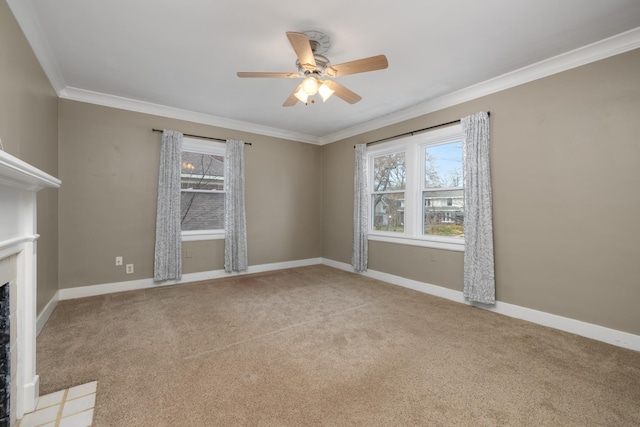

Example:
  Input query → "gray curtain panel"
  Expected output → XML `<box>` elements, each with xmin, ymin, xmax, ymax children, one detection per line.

<box><xmin>352</xmin><ymin>143</ymin><xmax>368</xmax><ymax>271</ymax></box>
<box><xmin>224</xmin><ymin>139</ymin><xmax>248</xmax><ymax>272</ymax></box>
<box><xmin>154</xmin><ymin>130</ymin><xmax>183</xmax><ymax>281</ymax></box>
<box><xmin>462</xmin><ymin>112</ymin><xmax>495</xmax><ymax>304</ymax></box>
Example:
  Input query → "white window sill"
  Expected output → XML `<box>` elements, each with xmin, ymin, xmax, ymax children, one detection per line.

<box><xmin>368</xmin><ymin>233</ymin><xmax>465</xmax><ymax>252</ymax></box>
<box><xmin>181</xmin><ymin>231</ymin><xmax>224</xmax><ymax>242</ymax></box>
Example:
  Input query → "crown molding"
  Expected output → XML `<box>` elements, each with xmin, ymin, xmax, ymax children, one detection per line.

<box><xmin>6</xmin><ymin>0</ymin><xmax>66</xmax><ymax>95</ymax></box>
<box><xmin>10</xmin><ymin>0</ymin><xmax>639</xmax><ymax>146</ymax></box>
<box><xmin>64</xmin><ymin>17</ymin><xmax>639</xmax><ymax>148</ymax></box>
<box><xmin>319</xmin><ymin>26</ymin><xmax>640</xmax><ymax>145</ymax></box>
<box><xmin>59</xmin><ymin>87</ymin><xmax>323</xmax><ymax>144</ymax></box>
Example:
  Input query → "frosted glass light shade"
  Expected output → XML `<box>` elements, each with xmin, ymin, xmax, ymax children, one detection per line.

<box><xmin>301</xmin><ymin>76</ymin><xmax>320</xmax><ymax>95</ymax></box>
<box><xmin>294</xmin><ymin>87</ymin><xmax>308</xmax><ymax>103</ymax></box>
<box><xmin>318</xmin><ymin>83</ymin><xmax>335</xmax><ymax>102</ymax></box>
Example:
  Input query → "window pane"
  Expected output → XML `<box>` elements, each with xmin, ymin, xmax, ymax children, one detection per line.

<box><xmin>372</xmin><ymin>193</ymin><xmax>405</xmax><ymax>233</ymax></box>
<box><xmin>181</xmin><ymin>152</ymin><xmax>224</xmax><ymax>191</ymax></box>
<box><xmin>373</xmin><ymin>152</ymin><xmax>406</xmax><ymax>191</ymax></box>
<box><xmin>424</xmin><ymin>142</ymin><xmax>463</xmax><ymax>189</ymax></box>
<box><xmin>181</xmin><ymin>192</ymin><xmax>224</xmax><ymax>231</ymax></box>
<box><xmin>423</xmin><ymin>141</ymin><xmax>464</xmax><ymax>238</ymax></box>
<box><xmin>423</xmin><ymin>189</ymin><xmax>464</xmax><ymax>237</ymax></box>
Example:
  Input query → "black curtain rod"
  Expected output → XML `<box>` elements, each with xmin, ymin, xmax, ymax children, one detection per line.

<box><xmin>152</xmin><ymin>129</ymin><xmax>252</xmax><ymax>145</ymax></box>
<box><xmin>356</xmin><ymin>111</ymin><xmax>490</xmax><ymax>148</ymax></box>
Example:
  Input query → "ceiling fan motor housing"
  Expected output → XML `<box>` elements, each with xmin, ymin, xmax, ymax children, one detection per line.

<box><xmin>296</xmin><ymin>54</ymin><xmax>331</xmax><ymax>76</ymax></box>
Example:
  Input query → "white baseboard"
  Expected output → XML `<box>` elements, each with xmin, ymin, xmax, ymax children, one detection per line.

<box><xmin>46</xmin><ymin>256</ymin><xmax>639</xmax><ymax>352</ymax></box>
<box><xmin>57</xmin><ymin>257</ymin><xmax>323</xmax><ymax>301</ymax></box>
<box><xmin>321</xmin><ymin>258</ymin><xmax>640</xmax><ymax>352</ymax></box>
<box><xmin>36</xmin><ymin>291</ymin><xmax>59</xmax><ymax>336</ymax></box>
<box><xmin>18</xmin><ymin>375</ymin><xmax>39</xmax><ymax>418</ymax></box>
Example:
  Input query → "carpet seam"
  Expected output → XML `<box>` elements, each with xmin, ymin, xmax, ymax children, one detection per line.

<box><xmin>183</xmin><ymin>301</ymin><xmax>373</xmax><ymax>360</ymax></box>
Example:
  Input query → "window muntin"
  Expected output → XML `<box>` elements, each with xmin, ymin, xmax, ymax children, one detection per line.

<box><xmin>367</xmin><ymin>125</ymin><xmax>465</xmax><ymax>251</ymax></box>
<box><xmin>180</xmin><ymin>138</ymin><xmax>225</xmax><ymax>239</ymax></box>
<box><xmin>371</xmin><ymin>152</ymin><xmax>406</xmax><ymax>233</ymax></box>
<box><xmin>422</xmin><ymin>141</ymin><xmax>464</xmax><ymax>239</ymax></box>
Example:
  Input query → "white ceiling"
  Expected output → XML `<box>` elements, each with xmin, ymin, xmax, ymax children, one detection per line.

<box><xmin>8</xmin><ymin>0</ymin><xmax>640</xmax><ymax>144</ymax></box>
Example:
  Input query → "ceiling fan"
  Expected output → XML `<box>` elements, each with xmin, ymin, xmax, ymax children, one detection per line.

<box><xmin>237</xmin><ymin>31</ymin><xmax>388</xmax><ymax>106</ymax></box>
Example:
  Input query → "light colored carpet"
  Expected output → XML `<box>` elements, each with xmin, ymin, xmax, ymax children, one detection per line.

<box><xmin>37</xmin><ymin>265</ymin><xmax>640</xmax><ymax>426</ymax></box>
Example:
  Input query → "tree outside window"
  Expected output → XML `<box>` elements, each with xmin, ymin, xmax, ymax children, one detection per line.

<box><xmin>423</xmin><ymin>142</ymin><xmax>464</xmax><ymax>238</ymax></box>
<box><xmin>366</xmin><ymin>124</ymin><xmax>465</xmax><ymax>251</ymax></box>
<box><xmin>372</xmin><ymin>152</ymin><xmax>405</xmax><ymax>232</ymax></box>
<box><xmin>180</xmin><ymin>151</ymin><xmax>225</xmax><ymax>231</ymax></box>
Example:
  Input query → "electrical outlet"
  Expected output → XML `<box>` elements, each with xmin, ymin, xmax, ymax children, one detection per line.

<box><xmin>115</xmin><ymin>256</ymin><xmax>123</xmax><ymax>266</ymax></box>
<box><xmin>126</xmin><ymin>264</ymin><xmax>134</xmax><ymax>274</ymax></box>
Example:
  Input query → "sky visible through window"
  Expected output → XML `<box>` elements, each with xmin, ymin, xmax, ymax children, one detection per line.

<box><xmin>425</xmin><ymin>141</ymin><xmax>463</xmax><ymax>188</ymax></box>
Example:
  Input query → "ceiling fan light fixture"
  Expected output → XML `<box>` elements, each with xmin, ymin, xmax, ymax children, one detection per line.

<box><xmin>294</xmin><ymin>87</ymin><xmax>309</xmax><ymax>103</ymax></box>
<box><xmin>318</xmin><ymin>82</ymin><xmax>335</xmax><ymax>102</ymax></box>
<box><xmin>301</xmin><ymin>75</ymin><xmax>320</xmax><ymax>95</ymax></box>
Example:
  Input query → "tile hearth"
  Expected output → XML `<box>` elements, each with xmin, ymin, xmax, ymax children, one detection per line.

<box><xmin>18</xmin><ymin>382</ymin><xmax>97</xmax><ymax>427</ymax></box>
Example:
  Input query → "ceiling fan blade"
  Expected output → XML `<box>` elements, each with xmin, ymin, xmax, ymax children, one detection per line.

<box><xmin>237</xmin><ymin>72</ymin><xmax>299</xmax><ymax>78</ymax></box>
<box><xmin>326</xmin><ymin>55</ymin><xmax>388</xmax><ymax>77</ymax></box>
<box><xmin>324</xmin><ymin>80</ymin><xmax>362</xmax><ymax>104</ymax></box>
<box><xmin>283</xmin><ymin>83</ymin><xmax>303</xmax><ymax>107</ymax></box>
<box><xmin>286</xmin><ymin>32</ymin><xmax>317</xmax><ymax>71</ymax></box>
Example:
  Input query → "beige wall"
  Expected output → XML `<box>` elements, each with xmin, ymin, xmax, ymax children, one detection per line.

<box><xmin>58</xmin><ymin>100</ymin><xmax>322</xmax><ymax>288</ymax></box>
<box><xmin>5</xmin><ymin>0</ymin><xmax>639</xmax><ymax>337</ymax></box>
<box><xmin>322</xmin><ymin>49</ymin><xmax>640</xmax><ymax>335</ymax></box>
<box><xmin>0</xmin><ymin>2</ymin><xmax>59</xmax><ymax>314</ymax></box>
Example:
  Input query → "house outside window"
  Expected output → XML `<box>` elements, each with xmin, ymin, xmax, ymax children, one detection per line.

<box><xmin>180</xmin><ymin>138</ymin><xmax>225</xmax><ymax>241</ymax></box>
<box><xmin>423</xmin><ymin>141</ymin><xmax>464</xmax><ymax>238</ymax></box>
<box><xmin>367</xmin><ymin>124</ymin><xmax>465</xmax><ymax>251</ymax></box>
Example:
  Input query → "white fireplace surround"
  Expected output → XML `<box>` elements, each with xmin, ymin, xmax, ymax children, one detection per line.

<box><xmin>0</xmin><ymin>150</ymin><xmax>60</xmax><ymax>422</ymax></box>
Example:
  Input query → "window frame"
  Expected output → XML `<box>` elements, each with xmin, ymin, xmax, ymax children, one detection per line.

<box><xmin>367</xmin><ymin>124</ymin><xmax>465</xmax><ymax>252</ymax></box>
<box><xmin>370</xmin><ymin>150</ymin><xmax>406</xmax><ymax>234</ymax></box>
<box><xmin>180</xmin><ymin>137</ymin><xmax>226</xmax><ymax>241</ymax></box>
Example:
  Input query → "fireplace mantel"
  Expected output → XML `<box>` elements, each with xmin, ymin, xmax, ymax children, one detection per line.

<box><xmin>0</xmin><ymin>149</ymin><xmax>60</xmax><ymax>424</ymax></box>
<box><xmin>0</xmin><ymin>150</ymin><xmax>60</xmax><ymax>192</ymax></box>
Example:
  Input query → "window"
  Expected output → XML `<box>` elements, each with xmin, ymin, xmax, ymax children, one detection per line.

<box><xmin>423</xmin><ymin>141</ymin><xmax>464</xmax><ymax>238</ymax></box>
<box><xmin>180</xmin><ymin>138</ymin><xmax>225</xmax><ymax>241</ymax></box>
<box><xmin>367</xmin><ymin>124</ymin><xmax>464</xmax><ymax>251</ymax></box>
<box><xmin>372</xmin><ymin>152</ymin><xmax>405</xmax><ymax>232</ymax></box>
